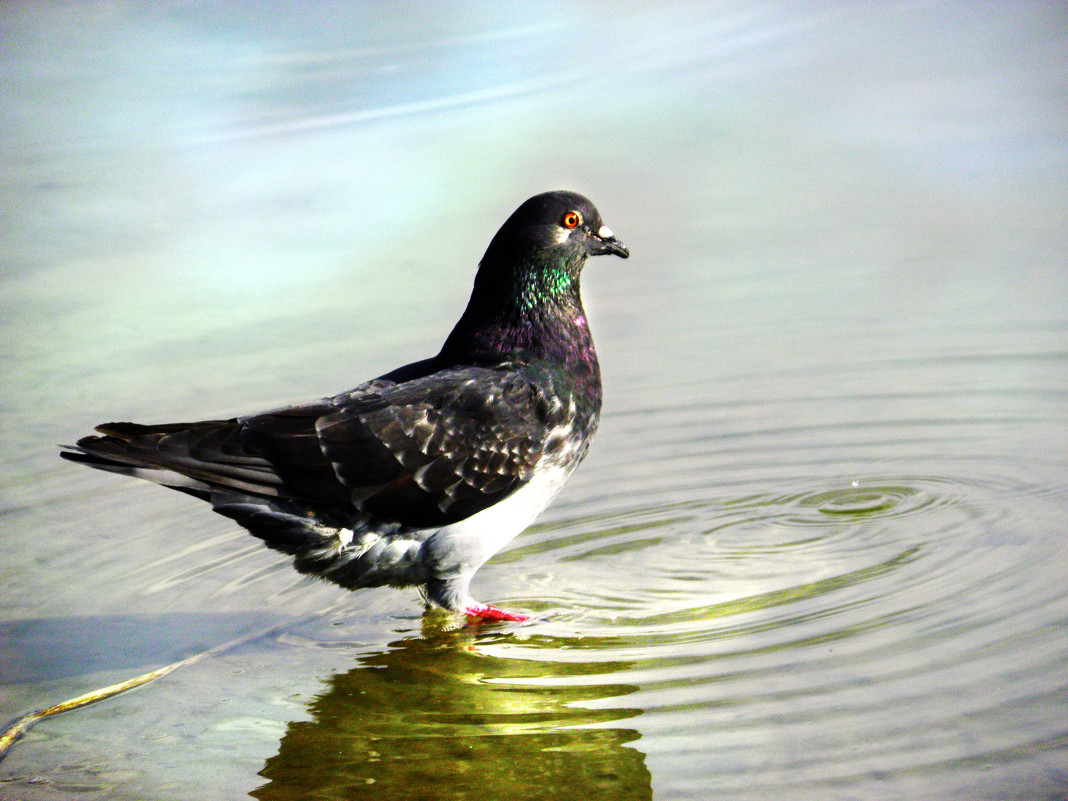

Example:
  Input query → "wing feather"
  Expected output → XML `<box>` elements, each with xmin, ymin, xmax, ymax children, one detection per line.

<box><xmin>64</xmin><ymin>365</ymin><xmax>565</xmax><ymax>529</ymax></box>
<box><xmin>312</xmin><ymin>367</ymin><xmax>555</xmax><ymax>526</ymax></box>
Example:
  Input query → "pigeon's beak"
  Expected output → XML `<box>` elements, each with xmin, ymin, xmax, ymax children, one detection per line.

<box><xmin>588</xmin><ymin>224</ymin><xmax>630</xmax><ymax>259</ymax></box>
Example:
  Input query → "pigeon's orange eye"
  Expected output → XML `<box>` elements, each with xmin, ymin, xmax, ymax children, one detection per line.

<box><xmin>561</xmin><ymin>211</ymin><xmax>582</xmax><ymax>229</ymax></box>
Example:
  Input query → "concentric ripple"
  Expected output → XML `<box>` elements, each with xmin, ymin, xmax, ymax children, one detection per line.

<box><xmin>796</xmin><ymin>483</ymin><xmax>931</xmax><ymax>516</ymax></box>
<box><xmin>484</xmin><ymin>440</ymin><xmax>1068</xmax><ymax>797</ymax></box>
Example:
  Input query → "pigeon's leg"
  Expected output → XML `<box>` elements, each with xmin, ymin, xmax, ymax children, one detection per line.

<box><xmin>464</xmin><ymin>603</ymin><xmax>529</xmax><ymax>622</ymax></box>
<box><xmin>423</xmin><ymin>575</ymin><xmax>529</xmax><ymax>622</ymax></box>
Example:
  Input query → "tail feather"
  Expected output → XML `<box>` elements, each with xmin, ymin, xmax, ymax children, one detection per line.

<box><xmin>60</xmin><ymin>420</ymin><xmax>287</xmax><ymax>499</ymax></box>
<box><xmin>61</xmin><ymin>424</ymin><xmax>434</xmax><ymax>594</ymax></box>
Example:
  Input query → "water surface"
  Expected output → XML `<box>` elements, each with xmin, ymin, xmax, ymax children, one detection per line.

<box><xmin>2</xmin><ymin>2</ymin><xmax>1066</xmax><ymax>799</ymax></box>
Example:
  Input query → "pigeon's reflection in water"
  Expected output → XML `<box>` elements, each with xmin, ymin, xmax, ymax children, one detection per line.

<box><xmin>253</xmin><ymin>624</ymin><xmax>651</xmax><ymax>801</ymax></box>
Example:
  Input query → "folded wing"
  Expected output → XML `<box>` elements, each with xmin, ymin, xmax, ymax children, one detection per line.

<box><xmin>62</xmin><ymin>366</ymin><xmax>557</xmax><ymax>528</ymax></box>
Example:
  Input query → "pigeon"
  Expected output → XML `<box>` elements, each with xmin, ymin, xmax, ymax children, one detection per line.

<box><xmin>62</xmin><ymin>190</ymin><xmax>628</xmax><ymax>622</ymax></box>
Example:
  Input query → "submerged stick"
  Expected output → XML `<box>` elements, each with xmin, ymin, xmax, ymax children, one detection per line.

<box><xmin>0</xmin><ymin>604</ymin><xmax>343</xmax><ymax>764</ymax></box>
<box><xmin>0</xmin><ymin>657</ymin><xmax>193</xmax><ymax>761</ymax></box>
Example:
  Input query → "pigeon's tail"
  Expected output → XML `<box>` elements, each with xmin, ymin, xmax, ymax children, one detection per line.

<box><xmin>61</xmin><ymin>422</ymin><xmax>432</xmax><ymax>594</ymax></box>
<box><xmin>60</xmin><ymin>420</ymin><xmax>283</xmax><ymax>501</ymax></box>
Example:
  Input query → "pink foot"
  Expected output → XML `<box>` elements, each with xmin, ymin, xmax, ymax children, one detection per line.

<box><xmin>464</xmin><ymin>604</ymin><xmax>529</xmax><ymax>622</ymax></box>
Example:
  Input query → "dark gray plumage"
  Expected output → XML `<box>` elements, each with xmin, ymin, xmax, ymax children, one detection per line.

<box><xmin>62</xmin><ymin>191</ymin><xmax>628</xmax><ymax>620</ymax></box>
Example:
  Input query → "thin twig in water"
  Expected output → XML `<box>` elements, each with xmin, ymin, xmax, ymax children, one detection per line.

<box><xmin>0</xmin><ymin>604</ymin><xmax>343</xmax><ymax>764</ymax></box>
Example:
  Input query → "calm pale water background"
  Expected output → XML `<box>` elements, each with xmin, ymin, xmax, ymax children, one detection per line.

<box><xmin>2</xmin><ymin>2</ymin><xmax>1067</xmax><ymax>799</ymax></box>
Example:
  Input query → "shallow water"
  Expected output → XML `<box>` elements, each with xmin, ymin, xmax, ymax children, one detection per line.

<box><xmin>2</xmin><ymin>2</ymin><xmax>1067</xmax><ymax>799</ymax></box>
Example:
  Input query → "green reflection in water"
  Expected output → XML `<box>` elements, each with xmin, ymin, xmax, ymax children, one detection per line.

<box><xmin>648</xmin><ymin>544</ymin><xmax>924</xmax><ymax>629</ymax></box>
<box><xmin>253</xmin><ymin>627</ymin><xmax>651</xmax><ymax>800</ymax></box>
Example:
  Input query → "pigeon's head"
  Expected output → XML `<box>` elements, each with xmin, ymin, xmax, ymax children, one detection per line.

<box><xmin>446</xmin><ymin>191</ymin><xmax>627</xmax><ymax>359</ymax></box>
<box><xmin>489</xmin><ymin>191</ymin><xmax>630</xmax><ymax>265</ymax></box>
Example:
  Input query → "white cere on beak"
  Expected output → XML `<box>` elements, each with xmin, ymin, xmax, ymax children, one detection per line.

<box><xmin>598</xmin><ymin>225</ymin><xmax>614</xmax><ymax>240</ymax></box>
